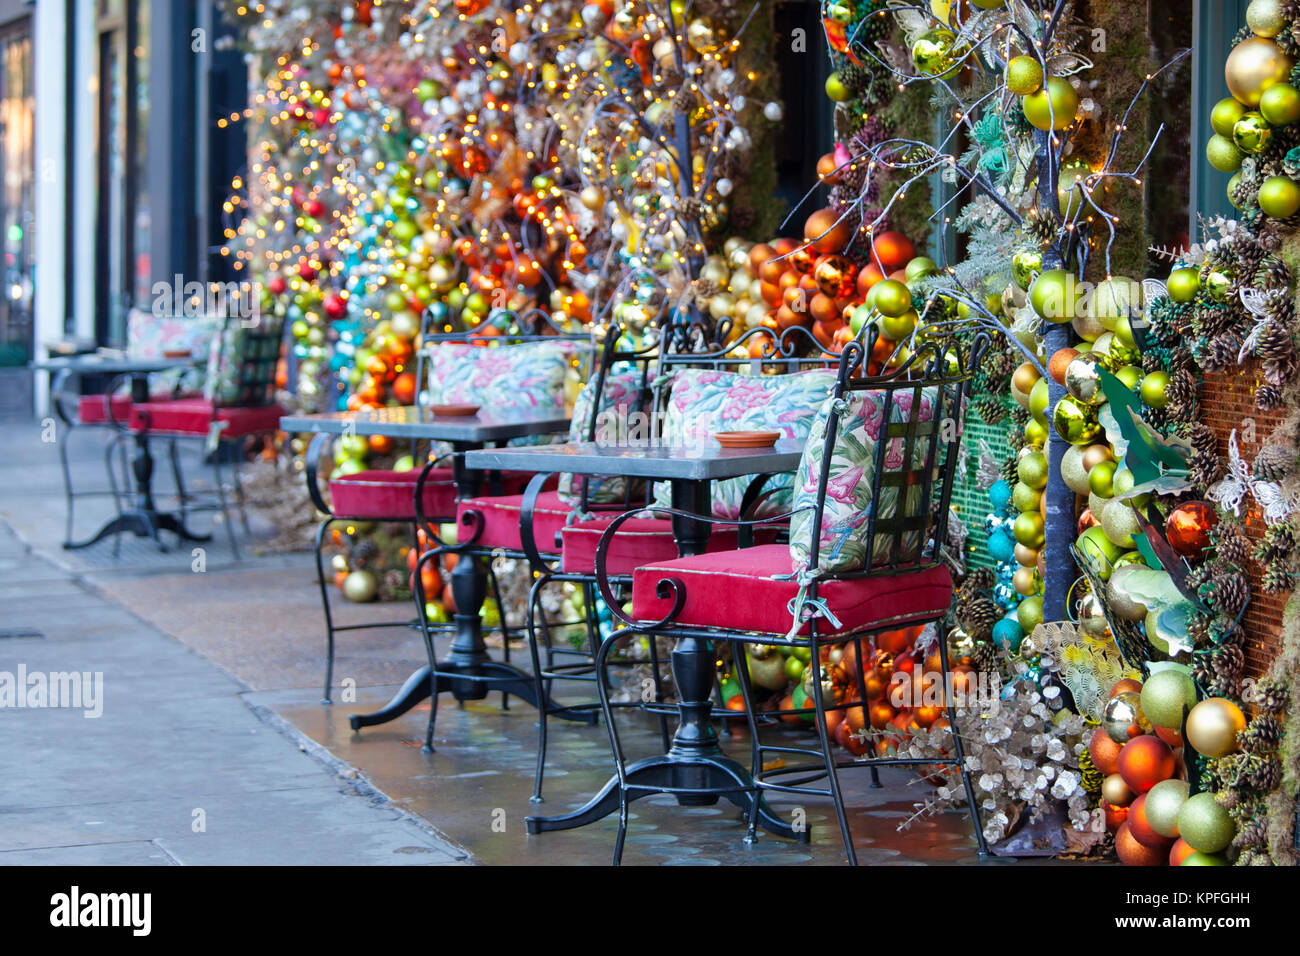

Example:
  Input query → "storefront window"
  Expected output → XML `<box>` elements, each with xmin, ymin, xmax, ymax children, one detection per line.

<box><xmin>0</xmin><ymin>20</ymin><xmax>33</xmax><ymax>370</ymax></box>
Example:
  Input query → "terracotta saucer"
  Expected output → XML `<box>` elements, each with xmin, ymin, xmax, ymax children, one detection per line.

<box><xmin>714</xmin><ymin>430</ymin><xmax>781</xmax><ymax>448</ymax></box>
<box><xmin>163</xmin><ymin>349</ymin><xmax>192</xmax><ymax>359</ymax></box>
<box><xmin>430</xmin><ymin>403</ymin><xmax>481</xmax><ymax>417</ymax></box>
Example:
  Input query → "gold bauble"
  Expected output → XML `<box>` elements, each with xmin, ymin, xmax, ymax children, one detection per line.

<box><xmin>1081</xmin><ymin>443</ymin><xmax>1114</xmax><ymax>472</ymax></box>
<box><xmin>1185</xmin><ymin>698</ymin><xmax>1246</xmax><ymax>758</ymax></box>
<box><xmin>1064</xmin><ymin>353</ymin><xmax>1107</xmax><ymax>405</ymax></box>
<box><xmin>1102</xmin><ymin>772</ymin><xmax>1136</xmax><ymax>807</ymax></box>
<box><xmin>1225</xmin><ymin>36</ymin><xmax>1293</xmax><ymax>107</ymax></box>
<box><xmin>1072</xmin><ymin>309</ymin><xmax>1105</xmax><ymax>342</ymax></box>
<box><xmin>1013</xmin><ymin>566</ymin><xmax>1041</xmax><ymax>597</ymax></box>
<box><xmin>1014</xmin><ymin>543</ymin><xmax>1039</xmax><ymax>568</ymax></box>
<box><xmin>1012</xmin><ymin>361</ymin><xmax>1041</xmax><ymax>395</ymax></box>
<box><xmin>1078</xmin><ymin>591</ymin><xmax>1111</xmax><ymax>639</ymax></box>
<box><xmin>1103</xmin><ymin>690</ymin><xmax>1152</xmax><ymax>743</ymax></box>
<box><xmin>1247</xmin><ymin>0</ymin><xmax>1287</xmax><ymax>38</ymax></box>
<box><xmin>686</xmin><ymin>19</ymin><xmax>721</xmax><ymax>53</ymax></box>
<box><xmin>946</xmin><ymin>626</ymin><xmax>977</xmax><ymax>665</ymax></box>
<box><xmin>1053</xmin><ymin>395</ymin><xmax>1102</xmax><ymax>445</ymax></box>
<box><xmin>1061</xmin><ymin>445</ymin><xmax>1093</xmax><ymax>495</ymax></box>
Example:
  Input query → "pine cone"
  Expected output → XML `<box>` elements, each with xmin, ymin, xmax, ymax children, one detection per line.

<box><xmin>1240</xmin><ymin>714</ymin><xmax>1282</xmax><ymax>753</ymax></box>
<box><xmin>1216</xmin><ymin>526</ymin><xmax>1251</xmax><ymax>566</ymax></box>
<box><xmin>352</xmin><ymin>538</ymin><xmax>380</xmax><ymax>567</ymax></box>
<box><xmin>1206</xmin><ymin>671</ymin><xmax>1241</xmax><ymax>699</ymax></box>
<box><xmin>971</xmin><ymin>641</ymin><xmax>999</xmax><ymax>674</ymax></box>
<box><xmin>1010</xmin><ymin>405</ymin><xmax>1030</xmax><ymax>429</ymax></box>
<box><xmin>1234</xmin><ymin>818</ymin><xmax>1268</xmax><ymax>849</ymax></box>
<box><xmin>1208</xmin><ymin>333</ymin><xmax>1244</xmax><ymax>370</ymax></box>
<box><xmin>1187</xmin><ymin>613</ymin><xmax>1212</xmax><ymax>648</ymax></box>
<box><xmin>975</xmin><ymin>396</ymin><xmax>1006</xmax><ymax>425</ymax></box>
<box><xmin>1202</xmin><ymin>571</ymin><xmax>1249</xmax><ymax>617</ymax></box>
<box><xmin>1261</xmin><ymin>563</ymin><xmax>1293</xmax><ymax>593</ymax></box>
<box><xmin>1256</xmin><ymin>382</ymin><xmax>1286</xmax><ymax>410</ymax></box>
<box><xmin>1000</xmin><ymin>456</ymin><xmax>1020</xmax><ymax>486</ymax></box>
<box><xmin>1254</xmin><ymin>444</ymin><xmax>1296</xmax><ymax>481</ymax></box>
<box><xmin>1244</xmin><ymin>753</ymin><xmax>1282</xmax><ymax>792</ymax></box>
<box><xmin>1253</xmin><ymin>676</ymin><xmax>1289</xmax><ymax>714</ymax></box>
<box><xmin>1191</xmin><ymin>653</ymin><xmax>1215</xmax><ymax>687</ymax></box>
<box><xmin>962</xmin><ymin>566</ymin><xmax>996</xmax><ymax>595</ymax></box>
<box><xmin>1189</xmin><ymin>448</ymin><xmax>1223</xmax><ymax>490</ymax></box>
<box><xmin>1163</xmin><ymin>369</ymin><xmax>1195</xmax><ymax>409</ymax></box>
<box><xmin>1195</xmin><ymin>303</ymin><xmax>1238</xmax><ymax>340</ymax></box>
<box><xmin>959</xmin><ymin>598</ymin><xmax>1001</xmax><ymax>641</ymax></box>
<box><xmin>1264</xmin><ymin>348</ymin><xmax>1300</xmax><ymax>386</ymax></box>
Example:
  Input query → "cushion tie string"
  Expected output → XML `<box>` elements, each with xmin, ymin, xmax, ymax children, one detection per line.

<box><xmin>783</xmin><ymin>568</ymin><xmax>841</xmax><ymax>642</ymax></box>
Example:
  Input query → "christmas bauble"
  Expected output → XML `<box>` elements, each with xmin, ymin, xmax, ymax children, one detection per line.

<box><xmin>1140</xmin><ymin>669</ymin><xmax>1197</xmax><ymax>729</ymax></box>
<box><xmin>1030</xmin><ymin>268</ymin><xmax>1079</xmax><ymax>322</ymax></box>
<box><xmin>1012</xmin><ymin>361</ymin><xmax>1041</xmax><ymax>395</ymax></box>
<box><xmin>1049</xmin><ymin>347</ymin><xmax>1079</xmax><ymax>384</ymax></box>
<box><xmin>1057</xmin><ymin>159</ymin><xmax>1091</xmax><ymax>218</ymax></box>
<box><xmin>1079</xmin><ymin>525</ymin><xmax>1124</xmax><ymax>580</ymax></box>
<box><xmin>1022</xmin><ymin>77</ymin><xmax>1078</xmax><ymax>130</ymax></box>
<box><xmin>1016</xmin><ymin>594</ymin><xmax>1043</xmax><ymax>632</ymax></box>
<box><xmin>1248</xmin><ymin>0</ymin><xmax>1287</xmax><ymax>38</ymax></box>
<box><xmin>870</xmin><ymin>279</ymin><xmax>913</xmax><ymax>317</ymax></box>
<box><xmin>1053</xmin><ymin>395</ymin><xmax>1102</xmax><ymax>445</ymax></box>
<box><xmin>1117</xmin><ymin>735</ymin><xmax>1175</xmax><ymax>793</ymax></box>
<box><xmin>1013</xmin><ymin>566</ymin><xmax>1041</xmax><ymax>597</ymax></box>
<box><xmin>1211</xmin><ymin>96</ymin><xmax>1248</xmax><ymax>137</ymax></box>
<box><xmin>1260</xmin><ymin>82</ymin><xmax>1300</xmax><ymax>125</ymax></box>
<box><xmin>1104</xmin><ymin>691</ymin><xmax>1152</xmax><ymax>743</ymax></box>
<box><xmin>1064</xmin><ymin>353</ymin><xmax>1107</xmax><ymax>405</ymax></box>
<box><xmin>1165</xmin><ymin>501</ymin><xmax>1217</xmax><ymax>559</ymax></box>
<box><xmin>1089</xmin><ymin>459</ymin><xmax>1118</xmax><ymax>498</ymax></box>
<box><xmin>343</xmin><ymin>570</ymin><xmax>378</xmax><ymax>603</ymax></box>
<box><xmin>1101</xmin><ymin>772</ymin><xmax>1135</xmax><ymax>807</ymax></box>
<box><xmin>1089</xmin><ymin>727</ymin><xmax>1123</xmax><ymax>775</ymax></box>
<box><xmin>1232</xmin><ymin>111</ymin><xmax>1273</xmax><ymax>152</ymax></box>
<box><xmin>1166</xmin><ymin>267</ymin><xmax>1200</xmax><ymax>302</ymax></box>
<box><xmin>1111</xmin><ymin>678</ymin><xmax>1145</xmax><ymax>697</ymax></box>
<box><xmin>1017</xmin><ymin>449</ymin><xmax>1048</xmax><ymax>490</ymax></box>
<box><xmin>1012</xmin><ymin>249</ymin><xmax>1043</xmax><ymax>290</ymax></box>
<box><xmin>1078</xmin><ymin>591</ymin><xmax>1111</xmax><ymax>638</ymax></box>
<box><xmin>1257</xmin><ymin>174</ymin><xmax>1300</xmax><ymax>218</ymax></box>
<box><xmin>1061</xmin><ymin>445</ymin><xmax>1092</xmax><ymax>494</ymax></box>
<box><xmin>1014</xmin><ymin>510</ymin><xmax>1045</xmax><ymax>548</ymax></box>
<box><xmin>1182</xmin><ymin>851</ymin><xmax>1229</xmax><ymax>865</ymax></box>
<box><xmin>1006</xmin><ymin>55</ymin><xmax>1043</xmax><ymax>95</ymax></box>
<box><xmin>1013</xmin><ymin>481</ymin><xmax>1042</xmax><ymax>513</ymax></box>
<box><xmin>1115</xmin><ymin>822</ymin><xmax>1167</xmax><ymax>866</ymax></box>
<box><xmin>1225</xmin><ymin>36</ymin><xmax>1293</xmax><ymax>107</ymax></box>
<box><xmin>1100</xmin><ymin>497</ymin><xmax>1140</xmax><ymax>549</ymax></box>
<box><xmin>1176</xmin><ymin>792</ymin><xmax>1235</xmax><ymax>853</ymax></box>
<box><xmin>1144</xmin><ymin>778</ymin><xmax>1189</xmax><ymax>838</ymax></box>
<box><xmin>912</xmin><ymin>28</ymin><xmax>961</xmax><ymax>78</ymax></box>
<box><xmin>1169</xmin><ymin>838</ymin><xmax>1195</xmax><ymax>865</ymax></box>
<box><xmin>1185</xmin><ymin>697</ymin><xmax>1245</xmax><ymax>757</ymax></box>
<box><xmin>1205</xmin><ymin>133</ymin><xmax>1244</xmax><ymax>173</ymax></box>
<box><xmin>1128</xmin><ymin>794</ymin><xmax>1173</xmax><ymax>849</ymax></box>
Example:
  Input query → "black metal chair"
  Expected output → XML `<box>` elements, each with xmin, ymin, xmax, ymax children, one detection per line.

<box><xmin>586</xmin><ymin>330</ymin><xmax>991</xmax><ymax>864</ymax></box>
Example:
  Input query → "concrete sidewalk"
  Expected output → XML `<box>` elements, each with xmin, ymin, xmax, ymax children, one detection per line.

<box><xmin>0</xmin><ymin>421</ymin><xmax>468</xmax><ymax>865</ymax></box>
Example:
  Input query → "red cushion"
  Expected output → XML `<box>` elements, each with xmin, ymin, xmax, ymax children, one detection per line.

<box><xmin>456</xmin><ymin>490</ymin><xmax>578</xmax><ymax>553</ymax></box>
<box><xmin>330</xmin><ymin>469</ymin><xmax>538</xmax><ymax>521</ymax></box>
<box><xmin>631</xmin><ymin>544</ymin><xmax>952</xmax><ymax>637</ymax></box>
<box><xmin>78</xmin><ymin>394</ymin><xmax>134</xmax><ymax>425</ymax></box>
<box><xmin>561</xmin><ymin>514</ymin><xmax>783</xmax><ymax>576</ymax></box>
<box><xmin>129</xmin><ymin>398</ymin><xmax>285</xmax><ymax>438</ymax></box>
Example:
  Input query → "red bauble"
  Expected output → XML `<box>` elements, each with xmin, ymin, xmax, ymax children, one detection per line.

<box><xmin>1165</xmin><ymin>501</ymin><xmax>1217</xmax><ymax>559</ymax></box>
<box><xmin>297</xmin><ymin>259</ymin><xmax>318</xmax><ymax>281</ymax></box>
<box><xmin>323</xmin><ymin>294</ymin><xmax>347</xmax><ymax>320</ymax></box>
<box><xmin>1156</xmin><ymin>725</ymin><xmax>1183</xmax><ymax>748</ymax></box>
<box><xmin>1117</xmin><ymin>735</ymin><xmax>1176</xmax><ymax>794</ymax></box>
<box><xmin>1116</xmin><ymin>822</ymin><xmax>1168</xmax><ymax>866</ymax></box>
<box><xmin>870</xmin><ymin>231</ymin><xmax>916</xmax><ymax>272</ymax></box>
<box><xmin>1088</xmin><ymin>727</ymin><xmax>1123</xmax><ymax>776</ymax></box>
<box><xmin>1128</xmin><ymin>794</ymin><xmax>1174</xmax><ymax>849</ymax></box>
<box><xmin>268</xmin><ymin>276</ymin><xmax>287</xmax><ymax>296</ymax></box>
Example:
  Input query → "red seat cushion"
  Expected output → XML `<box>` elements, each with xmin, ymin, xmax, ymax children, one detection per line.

<box><xmin>78</xmin><ymin>394</ymin><xmax>134</xmax><ymax>425</ymax></box>
<box><xmin>631</xmin><ymin>544</ymin><xmax>952</xmax><ymax>637</ymax></box>
<box><xmin>330</xmin><ymin>469</ymin><xmax>538</xmax><ymax>522</ymax></box>
<box><xmin>456</xmin><ymin>489</ymin><xmax>579</xmax><ymax>553</ymax></box>
<box><xmin>129</xmin><ymin>398</ymin><xmax>285</xmax><ymax>438</ymax></box>
<box><xmin>561</xmin><ymin>514</ymin><xmax>783</xmax><ymax>576</ymax></box>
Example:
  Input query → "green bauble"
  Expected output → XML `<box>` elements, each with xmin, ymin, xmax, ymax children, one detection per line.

<box><xmin>1018</xmin><ymin>449</ymin><xmax>1049</xmax><ymax>490</ymax></box>
<box><xmin>1013</xmin><ymin>481</ymin><xmax>1042</xmax><ymax>513</ymax></box>
<box><xmin>1061</xmin><ymin>445</ymin><xmax>1092</xmax><ymax>495</ymax></box>
<box><xmin>1078</xmin><ymin>526</ymin><xmax>1123</xmax><ymax>580</ymax></box>
<box><xmin>1100</xmin><ymin>497</ymin><xmax>1140</xmax><ymax>548</ymax></box>
<box><xmin>1140</xmin><ymin>370</ymin><xmax>1170</xmax><ymax>408</ymax></box>
<box><xmin>1210</xmin><ymin>96</ymin><xmax>1248</xmax><ymax>137</ymax></box>
<box><xmin>1089</xmin><ymin>459</ymin><xmax>1118</xmax><ymax>498</ymax></box>
<box><xmin>1012</xmin><ymin>249</ymin><xmax>1043</xmax><ymax>290</ymax></box>
<box><xmin>1006</xmin><ymin>55</ymin><xmax>1043</xmax><ymax>95</ymax></box>
<box><xmin>1030</xmin><ymin>377</ymin><xmax>1051</xmax><ymax>426</ymax></box>
<box><xmin>1177</xmin><ymin>793</ymin><xmax>1235</xmax><ymax>854</ymax></box>
<box><xmin>1140</xmin><ymin>669</ymin><xmax>1198</xmax><ymax>730</ymax></box>
<box><xmin>1205</xmin><ymin>133</ymin><xmax>1244</xmax><ymax>173</ymax></box>
<box><xmin>1053</xmin><ymin>395</ymin><xmax>1102</xmax><ymax>445</ymax></box>
<box><xmin>1114</xmin><ymin>364</ymin><xmax>1143</xmax><ymax>391</ymax></box>
<box><xmin>1248</xmin><ymin>0</ymin><xmax>1287</xmax><ymax>38</ymax></box>
<box><xmin>1258</xmin><ymin>175</ymin><xmax>1300</xmax><ymax>218</ymax></box>
<box><xmin>1058</xmin><ymin>160</ymin><xmax>1091</xmax><ymax>218</ymax></box>
<box><xmin>1030</xmin><ymin>268</ymin><xmax>1079</xmax><ymax>322</ymax></box>
<box><xmin>1181</xmin><ymin>852</ymin><xmax>1229</xmax><ymax>866</ymax></box>
<box><xmin>1022</xmin><ymin>77</ymin><xmax>1078</xmax><ymax>130</ymax></box>
<box><xmin>1166</xmin><ymin>267</ymin><xmax>1200</xmax><ymax>302</ymax></box>
<box><xmin>1090</xmin><ymin>276</ymin><xmax>1141</xmax><ymax>330</ymax></box>
<box><xmin>1260</xmin><ymin>82</ymin><xmax>1300</xmax><ymax>125</ymax></box>
<box><xmin>1014</xmin><ymin>511</ymin><xmax>1045</xmax><ymax>549</ymax></box>
<box><xmin>1232</xmin><ymin>111</ymin><xmax>1273</xmax><ymax>153</ymax></box>
<box><xmin>1017</xmin><ymin>594</ymin><xmax>1044</xmax><ymax>632</ymax></box>
<box><xmin>1145</xmin><ymin>779</ymin><xmax>1190</xmax><ymax>838</ymax></box>
<box><xmin>911</xmin><ymin>28</ymin><xmax>961</xmax><ymax>78</ymax></box>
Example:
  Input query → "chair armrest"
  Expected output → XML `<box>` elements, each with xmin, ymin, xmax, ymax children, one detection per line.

<box><xmin>518</xmin><ymin>471</ymin><xmax>560</xmax><ymax>574</ymax></box>
<box><xmin>304</xmin><ymin>433</ymin><xmax>334</xmax><ymax>517</ymax></box>
<box><xmin>592</xmin><ymin>504</ymin><xmax>812</xmax><ymax>631</ymax></box>
<box><xmin>102</xmin><ymin>373</ymin><xmax>134</xmax><ymax>434</ymax></box>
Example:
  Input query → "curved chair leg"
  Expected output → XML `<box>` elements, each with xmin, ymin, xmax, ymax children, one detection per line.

<box><xmin>232</xmin><ymin>451</ymin><xmax>252</xmax><ymax>535</ymax></box>
<box><xmin>168</xmin><ymin>439</ymin><xmax>189</xmax><ymax>531</ymax></box>
<box><xmin>314</xmin><ymin>518</ymin><xmax>337</xmax><ymax>704</ymax></box>
<box><xmin>485</xmin><ymin>558</ymin><xmax>511</xmax><ymax>709</ymax></box>
<box><xmin>729</xmin><ymin>638</ymin><xmax>766</xmax><ymax>844</ymax></box>
<box><xmin>809</xmin><ymin>634</ymin><xmax>857</xmax><ymax>865</ymax></box>
<box><xmin>935</xmin><ymin>620</ymin><xmax>989</xmax><ymax>857</ymax></box>
<box><xmin>60</xmin><ymin>424</ymin><xmax>78</xmax><ymax>547</ymax></box>
<box><xmin>524</xmin><ymin>571</ymin><xmax>553</xmax><ymax>802</ymax></box>
<box><xmin>412</xmin><ymin>546</ymin><xmax>446</xmax><ymax>752</ymax></box>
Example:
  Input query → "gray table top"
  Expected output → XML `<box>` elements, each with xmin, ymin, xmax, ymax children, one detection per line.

<box><xmin>32</xmin><ymin>355</ymin><xmax>200</xmax><ymax>374</ymax></box>
<box><xmin>280</xmin><ymin>405</ymin><xmax>571</xmax><ymax>443</ymax></box>
<box><xmin>465</xmin><ymin>439</ymin><xmax>805</xmax><ymax>481</ymax></box>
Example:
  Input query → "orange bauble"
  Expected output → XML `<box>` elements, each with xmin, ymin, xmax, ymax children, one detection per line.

<box><xmin>856</xmin><ymin>262</ymin><xmax>886</xmax><ymax>297</ymax></box>
<box><xmin>1115</xmin><ymin>822</ymin><xmax>1168</xmax><ymax>866</ymax></box>
<box><xmin>877</xmin><ymin>629</ymin><xmax>911</xmax><ymax>655</ymax></box>
<box><xmin>1110</xmin><ymin>678</ymin><xmax>1144</xmax><ymax>698</ymax></box>
<box><xmin>1104</xmin><ymin>802</ymin><xmax>1130</xmax><ymax>831</ymax></box>
<box><xmin>1156</xmin><ymin>725</ymin><xmax>1183</xmax><ymax>748</ymax></box>
<box><xmin>1128</xmin><ymin>794</ymin><xmax>1174</xmax><ymax>849</ymax></box>
<box><xmin>392</xmin><ymin>372</ymin><xmax>417</xmax><ymax>406</ymax></box>
<box><xmin>812</xmin><ymin>318</ymin><xmax>844</xmax><ymax>349</ymax></box>
<box><xmin>804</xmin><ymin>208</ymin><xmax>853</xmax><ymax>254</ymax></box>
<box><xmin>368</xmin><ymin>434</ymin><xmax>394</xmax><ymax>455</ymax></box>
<box><xmin>749</xmin><ymin>243</ymin><xmax>776</xmax><ymax>274</ymax></box>
<box><xmin>790</xmin><ymin>245</ymin><xmax>817</xmax><ymax>275</ymax></box>
<box><xmin>809</xmin><ymin>292</ymin><xmax>841</xmax><ymax>325</ymax></box>
<box><xmin>1049</xmin><ymin>347</ymin><xmax>1079</xmax><ymax>384</ymax></box>
<box><xmin>1169</xmin><ymin>838</ymin><xmax>1195</xmax><ymax>866</ymax></box>
<box><xmin>1165</xmin><ymin>500</ymin><xmax>1217</xmax><ymax>559</ymax></box>
<box><xmin>1089</xmin><ymin>727</ymin><xmax>1123</xmax><ymax>776</ymax></box>
<box><xmin>870</xmin><ymin>231</ymin><xmax>916</xmax><ymax>272</ymax></box>
<box><xmin>1117</xmin><ymin>735</ymin><xmax>1176</xmax><ymax>793</ymax></box>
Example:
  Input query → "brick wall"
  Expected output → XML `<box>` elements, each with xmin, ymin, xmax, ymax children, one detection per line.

<box><xmin>1199</xmin><ymin>361</ymin><xmax>1291</xmax><ymax>679</ymax></box>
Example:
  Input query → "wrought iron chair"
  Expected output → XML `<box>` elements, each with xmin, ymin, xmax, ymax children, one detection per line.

<box><xmin>512</xmin><ymin>323</ymin><xmax>849</xmax><ymax>802</ymax></box>
<box><xmin>586</xmin><ymin>330</ymin><xmax>990</xmax><ymax>864</ymax></box>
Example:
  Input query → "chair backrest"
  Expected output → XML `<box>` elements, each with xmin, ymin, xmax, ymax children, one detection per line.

<box><xmin>804</xmin><ymin>330</ymin><xmax>988</xmax><ymax>577</ymax></box>
<box><xmin>206</xmin><ymin>312</ymin><xmax>286</xmax><ymax>409</ymax></box>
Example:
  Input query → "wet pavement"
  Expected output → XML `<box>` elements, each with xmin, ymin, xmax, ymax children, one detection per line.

<box><xmin>0</xmin><ymin>420</ymin><xmax>988</xmax><ymax>865</ymax></box>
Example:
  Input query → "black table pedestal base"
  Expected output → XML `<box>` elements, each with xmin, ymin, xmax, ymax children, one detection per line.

<box><xmin>64</xmin><ymin>509</ymin><xmax>212</xmax><ymax>551</ymax></box>
<box><xmin>347</xmin><ymin>662</ymin><xmax>598</xmax><ymax>738</ymax></box>
<box><xmin>525</xmin><ymin>754</ymin><xmax>807</xmax><ymax>860</ymax></box>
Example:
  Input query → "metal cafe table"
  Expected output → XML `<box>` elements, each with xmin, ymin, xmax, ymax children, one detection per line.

<box><xmin>463</xmin><ymin>438</ymin><xmax>810</xmax><ymax>844</ymax></box>
<box><xmin>32</xmin><ymin>353</ymin><xmax>208</xmax><ymax>550</ymax></box>
<box><xmin>280</xmin><ymin>404</ymin><xmax>569</xmax><ymax>731</ymax></box>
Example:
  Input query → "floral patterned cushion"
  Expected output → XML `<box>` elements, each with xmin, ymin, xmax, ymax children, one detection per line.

<box><xmin>425</xmin><ymin>340</ymin><xmax>577</xmax><ymax>448</ymax></box>
<box><xmin>127</xmin><ymin>310</ymin><xmax>221</xmax><ymax>393</ymax></box>
<box><xmin>556</xmin><ymin>365</ymin><xmax>648</xmax><ymax>507</ymax></box>
<box><xmin>788</xmin><ymin>387</ymin><xmax>938</xmax><ymax>573</ymax></box>
<box><xmin>652</xmin><ymin>368</ymin><xmax>837</xmax><ymax>518</ymax></box>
